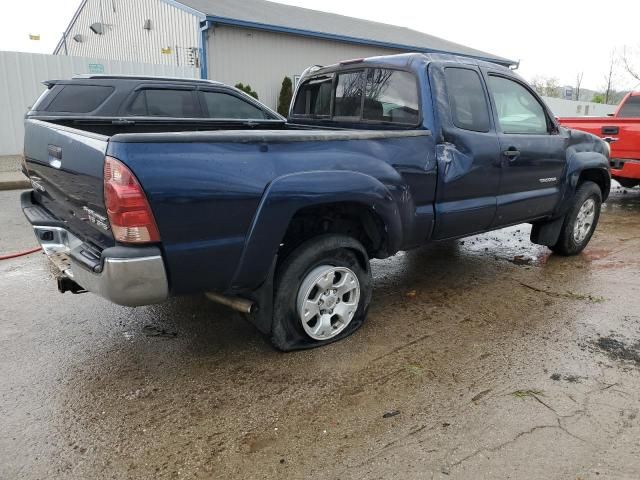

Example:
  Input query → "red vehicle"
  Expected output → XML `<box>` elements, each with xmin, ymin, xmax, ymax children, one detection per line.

<box><xmin>559</xmin><ymin>92</ymin><xmax>640</xmax><ymax>187</ymax></box>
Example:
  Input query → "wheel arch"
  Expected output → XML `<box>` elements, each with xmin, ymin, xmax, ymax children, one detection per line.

<box><xmin>562</xmin><ymin>150</ymin><xmax>611</xmax><ymax>214</ymax></box>
<box><xmin>230</xmin><ymin>171</ymin><xmax>403</xmax><ymax>292</ymax></box>
<box><xmin>577</xmin><ymin>168</ymin><xmax>610</xmax><ymax>200</ymax></box>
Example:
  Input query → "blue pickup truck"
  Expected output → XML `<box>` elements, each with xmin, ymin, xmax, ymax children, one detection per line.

<box><xmin>22</xmin><ymin>53</ymin><xmax>610</xmax><ymax>350</ymax></box>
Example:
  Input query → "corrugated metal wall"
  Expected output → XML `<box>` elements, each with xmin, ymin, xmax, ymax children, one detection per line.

<box><xmin>541</xmin><ymin>96</ymin><xmax>616</xmax><ymax>117</ymax></box>
<box><xmin>207</xmin><ymin>25</ymin><xmax>402</xmax><ymax>109</ymax></box>
<box><xmin>58</xmin><ymin>0</ymin><xmax>200</xmax><ymax>67</ymax></box>
<box><xmin>0</xmin><ymin>51</ymin><xmax>198</xmax><ymax>156</ymax></box>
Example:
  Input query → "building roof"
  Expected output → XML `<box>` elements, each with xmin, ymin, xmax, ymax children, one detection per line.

<box><xmin>176</xmin><ymin>0</ymin><xmax>516</xmax><ymax>67</ymax></box>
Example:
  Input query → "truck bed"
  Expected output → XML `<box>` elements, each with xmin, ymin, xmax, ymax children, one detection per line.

<box><xmin>24</xmin><ymin>118</ymin><xmax>435</xmax><ymax>295</ymax></box>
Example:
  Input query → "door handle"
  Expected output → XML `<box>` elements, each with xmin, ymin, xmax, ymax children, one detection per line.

<box><xmin>503</xmin><ymin>147</ymin><xmax>520</xmax><ymax>162</ymax></box>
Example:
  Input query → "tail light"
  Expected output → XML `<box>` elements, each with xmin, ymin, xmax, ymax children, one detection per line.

<box><xmin>104</xmin><ymin>156</ymin><xmax>160</xmax><ymax>243</ymax></box>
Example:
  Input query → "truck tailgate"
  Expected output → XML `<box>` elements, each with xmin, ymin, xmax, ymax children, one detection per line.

<box><xmin>23</xmin><ymin>119</ymin><xmax>115</xmax><ymax>249</ymax></box>
<box><xmin>559</xmin><ymin>117</ymin><xmax>640</xmax><ymax>161</ymax></box>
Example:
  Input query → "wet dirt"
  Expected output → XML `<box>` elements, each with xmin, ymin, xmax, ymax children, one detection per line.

<box><xmin>1</xmin><ymin>184</ymin><xmax>640</xmax><ymax>479</ymax></box>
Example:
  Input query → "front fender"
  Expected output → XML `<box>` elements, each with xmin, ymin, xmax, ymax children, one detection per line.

<box><xmin>557</xmin><ymin>130</ymin><xmax>611</xmax><ymax>215</ymax></box>
<box><xmin>230</xmin><ymin>170</ymin><xmax>402</xmax><ymax>291</ymax></box>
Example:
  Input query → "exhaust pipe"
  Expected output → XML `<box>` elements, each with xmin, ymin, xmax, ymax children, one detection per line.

<box><xmin>205</xmin><ymin>292</ymin><xmax>256</xmax><ymax>314</ymax></box>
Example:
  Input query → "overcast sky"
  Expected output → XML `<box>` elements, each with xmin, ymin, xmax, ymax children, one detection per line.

<box><xmin>1</xmin><ymin>0</ymin><xmax>639</xmax><ymax>92</ymax></box>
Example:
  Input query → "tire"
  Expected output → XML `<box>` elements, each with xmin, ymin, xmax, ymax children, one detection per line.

<box><xmin>270</xmin><ymin>234</ymin><xmax>372</xmax><ymax>351</ymax></box>
<box><xmin>551</xmin><ymin>181</ymin><xmax>602</xmax><ymax>256</ymax></box>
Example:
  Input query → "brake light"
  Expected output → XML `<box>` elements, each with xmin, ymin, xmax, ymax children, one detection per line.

<box><xmin>104</xmin><ymin>156</ymin><xmax>160</xmax><ymax>243</ymax></box>
<box><xmin>340</xmin><ymin>58</ymin><xmax>364</xmax><ymax>65</ymax></box>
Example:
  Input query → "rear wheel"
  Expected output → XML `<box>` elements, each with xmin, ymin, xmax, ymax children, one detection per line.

<box><xmin>271</xmin><ymin>234</ymin><xmax>372</xmax><ymax>351</ymax></box>
<box><xmin>551</xmin><ymin>181</ymin><xmax>602</xmax><ymax>256</ymax></box>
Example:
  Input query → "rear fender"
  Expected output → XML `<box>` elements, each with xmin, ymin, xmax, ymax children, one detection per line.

<box><xmin>231</xmin><ymin>171</ymin><xmax>402</xmax><ymax>291</ymax></box>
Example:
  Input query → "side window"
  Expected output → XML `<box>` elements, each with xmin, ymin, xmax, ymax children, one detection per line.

<box><xmin>45</xmin><ymin>85</ymin><xmax>114</xmax><ymax>113</ymax></box>
<box><xmin>364</xmin><ymin>69</ymin><xmax>419</xmax><ymax>124</ymax></box>
<box><xmin>292</xmin><ymin>75</ymin><xmax>332</xmax><ymax>117</ymax></box>
<box><xmin>618</xmin><ymin>96</ymin><xmax>640</xmax><ymax>118</ymax></box>
<box><xmin>128</xmin><ymin>89</ymin><xmax>198</xmax><ymax>117</ymax></box>
<box><xmin>334</xmin><ymin>70</ymin><xmax>365</xmax><ymax>119</ymax></box>
<box><xmin>488</xmin><ymin>76</ymin><xmax>548</xmax><ymax>134</ymax></box>
<box><xmin>202</xmin><ymin>91</ymin><xmax>267</xmax><ymax>119</ymax></box>
<box><xmin>444</xmin><ymin>68</ymin><xmax>490</xmax><ymax>132</ymax></box>
<box><xmin>128</xmin><ymin>91</ymin><xmax>147</xmax><ymax>115</ymax></box>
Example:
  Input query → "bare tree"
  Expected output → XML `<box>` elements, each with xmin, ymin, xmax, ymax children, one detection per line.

<box><xmin>575</xmin><ymin>72</ymin><xmax>583</xmax><ymax>101</ymax></box>
<box><xmin>623</xmin><ymin>46</ymin><xmax>640</xmax><ymax>83</ymax></box>
<box><xmin>531</xmin><ymin>76</ymin><xmax>561</xmax><ymax>98</ymax></box>
<box><xmin>531</xmin><ymin>76</ymin><xmax>545</xmax><ymax>96</ymax></box>
<box><xmin>603</xmin><ymin>51</ymin><xmax>616</xmax><ymax>104</ymax></box>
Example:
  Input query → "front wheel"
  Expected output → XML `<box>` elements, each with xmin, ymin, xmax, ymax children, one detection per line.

<box><xmin>551</xmin><ymin>181</ymin><xmax>602</xmax><ymax>256</ymax></box>
<box><xmin>270</xmin><ymin>234</ymin><xmax>372</xmax><ymax>351</ymax></box>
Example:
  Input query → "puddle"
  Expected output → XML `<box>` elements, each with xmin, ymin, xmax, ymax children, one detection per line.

<box><xmin>459</xmin><ymin>225</ymin><xmax>551</xmax><ymax>266</ymax></box>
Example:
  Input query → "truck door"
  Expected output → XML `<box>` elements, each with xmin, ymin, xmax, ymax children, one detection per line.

<box><xmin>430</xmin><ymin>64</ymin><xmax>502</xmax><ymax>239</ymax></box>
<box><xmin>484</xmin><ymin>72</ymin><xmax>567</xmax><ymax>226</ymax></box>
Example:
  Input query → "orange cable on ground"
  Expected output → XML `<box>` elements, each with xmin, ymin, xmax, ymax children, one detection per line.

<box><xmin>0</xmin><ymin>247</ymin><xmax>42</xmax><ymax>261</ymax></box>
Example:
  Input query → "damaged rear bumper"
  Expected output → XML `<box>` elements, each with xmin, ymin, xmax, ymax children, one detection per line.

<box><xmin>21</xmin><ymin>191</ymin><xmax>168</xmax><ymax>307</ymax></box>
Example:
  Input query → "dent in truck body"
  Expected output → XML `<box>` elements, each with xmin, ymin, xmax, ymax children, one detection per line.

<box><xmin>561</xmin><ymin>128</ymin><xmax>611</xmax><ymax>209</ymax></box>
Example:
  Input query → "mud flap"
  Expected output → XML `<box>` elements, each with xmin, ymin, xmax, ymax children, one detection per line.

<box><xmin>244</xmin><ymin>256</ymin><xmax>277</xmax><ymax>335</ymax></box>
<box><xmin>530</xmin><ymin>216</ymin><xmax>565</xmax><ymax>247</ymax></box>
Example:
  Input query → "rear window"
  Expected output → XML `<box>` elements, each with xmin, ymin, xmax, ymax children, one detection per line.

<box><xmin>293</xmin><ymin>67</ymin><xmax>420</xmax><ymax>125</ymax></box>
<box><xmin>334</xmin><ymin>71</ymin><xmax>365</xmax><ymax>119</ymax></box>
<box><xmin>292</xmin><ymin>75</ymin><xmax>332</xmax><ymax>117</ymax></box>
<box><xmin>128</xmin><ymin>89</ymin><xmax>199</xmax><ymax>117</ymax></box>
<box><xmin>364</xmin><ymin>69</ymin><xmax>419</xmax><ymax>124</ymax></box>
<box><xmin>202</xmin><ymin>91</ymin><xmax>268</xmax><ymax>119</ymax></box>
<box><xmin>44</xmin><ymin>85</ymin><xmax>114</xmax><ymax>113</ymax></box>
<box><xmin>618</xmin><ymin>96</ymin><xmax>640</xmax><ymax>118</ymax></box>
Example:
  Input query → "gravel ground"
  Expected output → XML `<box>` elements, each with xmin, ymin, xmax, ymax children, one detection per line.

<box><xmin>1</xmin><ymin>185</ymin><xmax>639</xmax><ymax>479</ymax></box>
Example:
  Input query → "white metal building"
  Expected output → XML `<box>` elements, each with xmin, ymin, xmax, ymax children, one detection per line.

<box><xmin>56</xmin><ymin>0</ymin><xmax>516</xmax><ymax>108</ymax></box>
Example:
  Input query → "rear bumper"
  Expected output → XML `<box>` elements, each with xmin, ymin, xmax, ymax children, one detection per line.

<box><xmin>21</xmin><ymin>191</ymin><xmax>168</xmax><ymax>307</ymax></box>
<box><xmin>611</xmin><ymin>159</ymin><xmax>640</xmax><ymax>180</ymax></box>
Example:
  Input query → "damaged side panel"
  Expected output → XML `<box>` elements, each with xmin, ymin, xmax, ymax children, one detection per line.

<box><xmin>428</xmin><ymin>63</ymin><xmax>502</xmax><ymax>239</ymax></box>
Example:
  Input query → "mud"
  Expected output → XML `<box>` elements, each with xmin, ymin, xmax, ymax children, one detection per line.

<box><xmin>1</xmin><ymin>184</ymin><xmax>640</xmax><ymax>479</ymax></box>
<box><xmin>595</xmin><ymin>336</ymin><xmax>640</xmax><ymax>366</ymax></box>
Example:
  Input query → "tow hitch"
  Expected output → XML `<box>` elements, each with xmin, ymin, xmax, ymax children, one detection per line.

<box><xmin>57</xmin><ymin>276</ymin><xmax>87</xmax><ymax>294</ymax></box>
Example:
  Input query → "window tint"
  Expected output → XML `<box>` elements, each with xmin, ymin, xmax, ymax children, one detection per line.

<box><xmin>128</xmin><ymin>89</ymin><xmax>199</xmax><ymax>117</ymax></box>
<box><xmin>444</xmin><ymin>68</ymin><xmax>491</xmax><ymax>132</ymax></box>
<box><xmin>128</xmin><ymin>91</ymin><xmax>146</xmax><ymax>115</ymax></box>
<box><xmin>364</xmin><ymin>69</ymin><xmax>419</xmax><ymax>124</ymax></box>
<box><xmin>488</xmin><ymin>76</ymin><xmax>548</xmax><ymax>134</ymax></box>
<box><xmin>202</xmin><ymin>91</ymin><xmax>267</xmax><ymax>119</ymax></box>
<box><xmin>618</xmin><ymin>96</ymin><xmax>640</xmax><ymax>118</ymax></box>
<box><xmin>45</xmin><ymin>85</ymin><xmax>114</xmax><ymax>113</ymax></box>
<box><xmin>292</xmin><ymin>76</ymin><xmax>332</xmax><ymax>117</ymax></box>
<box><xmin>334</xmin><ymin>71</ymin><xmax>365</xmax><ymax>119</ymax></box>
